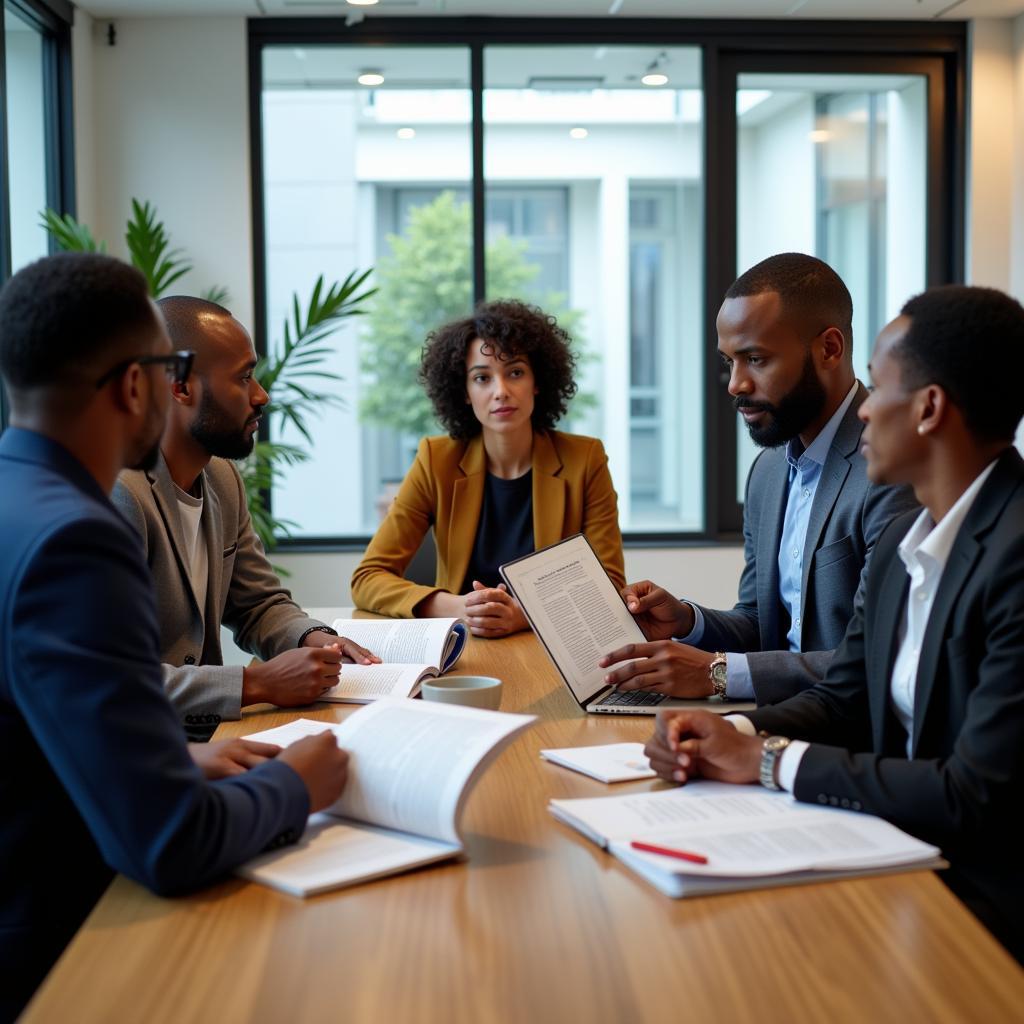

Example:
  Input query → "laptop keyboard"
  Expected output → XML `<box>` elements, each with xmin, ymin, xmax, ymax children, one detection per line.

<box><xmin>599</xmin><ymin>689</ymin><xmax>666</xmax><ymax>707</ymax></box>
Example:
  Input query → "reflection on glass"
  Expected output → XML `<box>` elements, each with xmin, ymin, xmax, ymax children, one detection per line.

<box><xmin>484</xmin><ymin>45</ymin><xmax>704</xmax><ymax>532</ymax></box>
<box><xmin>261</xmin><ymin>46</ymin><xmax>472</xmax><ymax>536</ymax></box>
<box><xmin>4</xmin><ymin>3</ymin><xmax>49</xmax><ymax>271</ymax></box>
<box><xmin>735</xmin><ymin>72</ymin><xmax>927</xmax><ymax>500</ymax></box>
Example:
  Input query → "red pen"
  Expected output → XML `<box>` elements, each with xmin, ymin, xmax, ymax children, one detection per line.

<box><xmin>630</xmin><ymin>840</ymin><xmax>709</xmax><ymax>865</ymax></box>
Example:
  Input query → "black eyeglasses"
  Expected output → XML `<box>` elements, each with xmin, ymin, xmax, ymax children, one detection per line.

<box><xmin>95</xmin><ymin>350</ymin><xmax>195</xmax><ymax>389</ymax></box>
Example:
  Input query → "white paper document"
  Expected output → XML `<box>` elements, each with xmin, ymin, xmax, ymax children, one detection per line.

<box><xmin>237</xmin><ymin>699</ymin><xmax>535</xmax><ymax>896</ymax></box>
<box><xmin>540</xmin><ymin>743</ymin><xmax>656</xmax><ymax>783</ymax></box>
<box><xmin>551</xmin><ymin>781</ymin><xmax>944</xmax><ymax>898</ymax></box>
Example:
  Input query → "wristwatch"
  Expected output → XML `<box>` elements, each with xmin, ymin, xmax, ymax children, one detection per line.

<box><xmin>708</xmin><ymin>652</ymin><xmax>728</xmax><ymax>700</ymax></box>
<box><xmin>759</xmin><ymin>735</ymin><xmax>792</xmax><ymax>791</ymax></box>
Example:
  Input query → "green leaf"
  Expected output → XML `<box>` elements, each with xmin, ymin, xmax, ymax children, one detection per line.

<box><xmin>199</xmin><ymin>284</ymin><xmax>231</xmax><ymax>305</ymax></box>
<box><xmin>40</xmin><ymin>208</ymin><xmax>106</xmax><ymax>253</ymax></box>
<box><xmin>124</xmin><ymin>198</ymin><xmax>193</xmax><ymax>298</ymax></box>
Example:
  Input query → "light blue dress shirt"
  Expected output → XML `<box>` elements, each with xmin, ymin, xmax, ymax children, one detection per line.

<box><xmin>681</xmin><ymin>382</ymin><xmax>860</xmax><ymax>699</ymax></box>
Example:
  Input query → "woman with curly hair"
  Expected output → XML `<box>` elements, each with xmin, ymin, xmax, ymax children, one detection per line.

<box><xmin>351</xmin><ymin>299</ymin><xmax>625</xmax><ymax>637</ymax></box>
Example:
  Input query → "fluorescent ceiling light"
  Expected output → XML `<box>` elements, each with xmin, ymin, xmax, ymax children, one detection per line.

<box><xmin>569</xmin><ymin>127</ymin><xmax>588</xmax><ymax>139</ymax></box>
<box><xmin>641</xmin><ymin>73</ymin><xmax>668</xmax><ymax>87</ymax></box>
<box><xmin>358</xmin><ymin>70</ymin><xmax>385</xmax><ymax>86</ymax></box>
<box><xmin>397</xmin><ymin>127</ymin><xmax>416</xmax><ymax>139</ymax></box>
<box><xmin>348</xmin><ymin>1</ymin><xmax>379</xmax><ymax>6</ymax></box>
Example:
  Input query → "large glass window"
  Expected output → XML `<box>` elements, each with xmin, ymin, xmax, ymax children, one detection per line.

<box><xmin>482</xmin><ymin>46</ymin><xmax>703</xmax><ymax>533</ymax></box>
<box><xmin>4</xmin><ymin>2</ymin><xmax>49</xmax><ymax>271</ymax></box>
<box><xmin>1</xmin><ymin>0</ymin><xmax>74</xmax><ymax>430</ymax></box>
<box><xmin>251</xmin><ymin>20</ymin><xmax>963</xmax><ymax>544</ymax></box>
<box><xmin>735</xmin><ymin>72</ymin><xmax>927</xmax><ymax>497</ymax></box>
<box><xmin>261</xmin><ymin>46</ymin><xmax>472</xmax><ymax>537</ymax></box>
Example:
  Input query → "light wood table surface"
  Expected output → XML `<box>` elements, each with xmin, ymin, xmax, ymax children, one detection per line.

<box><xmin>25</xmin><ymin>630</ymin><xmax>1024</xmax><ymax>1023</ymax></box>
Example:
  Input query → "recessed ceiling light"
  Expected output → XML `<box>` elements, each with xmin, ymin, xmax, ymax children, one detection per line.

<box><xmin>347</xmin><ymin>1</ymin><xmax>379</xmax><ymax>6</ymax></box>
<box><xmin>397</xmin><ymin>127</ymin><xmax>416</xmax><ymax>139</ymax></box>
<box><xmin>569</xmin><ymin>127</ymin><xmax>589</xmax><ymax>139</ymax></box>
<box><xmin>357</xmin><ymin>70</ymin><xmax>385</xmax><ymax>86</ymax></box>
<box><xmin>641</xmin><ymin>72</ymin><xmax>668</xmax><ymax>87</ymax></box>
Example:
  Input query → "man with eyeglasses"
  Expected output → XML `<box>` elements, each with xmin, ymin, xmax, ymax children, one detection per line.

<box><xmin>601</xmin><ymin>253</ymin><xmax>917</xmax><ymax>707</ymax></box>
<box><xmin>113</xmin><ymin>296</ymin><xmax>379</xmax><ymax>741</ymax></box>
<box><xmin>0</xmin><ymin>254</ymin><xmax>348</xmax><ymax>1019</ymax></box>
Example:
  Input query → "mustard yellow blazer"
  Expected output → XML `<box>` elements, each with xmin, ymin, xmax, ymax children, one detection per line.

<box><xmin>351</xmin><ymin>429</ymin><xmax>626</xmax><ymax>618</ymax></box>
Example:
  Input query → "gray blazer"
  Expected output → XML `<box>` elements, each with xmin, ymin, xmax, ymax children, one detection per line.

<box><xmin>695</xmin><ymin>383</ymin><xmax>919</xmax><ymax>704</ymax></box>
<box><xmin>112</xmin><ymin>454</ymin><xmax>325</xmax><ymax>730</ymax></box>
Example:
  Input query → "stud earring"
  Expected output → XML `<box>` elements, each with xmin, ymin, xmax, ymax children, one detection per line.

<box><xmin>917</xmin><ymin>425</ymin><xmax>925</xmax><ymax>435</ymax></box>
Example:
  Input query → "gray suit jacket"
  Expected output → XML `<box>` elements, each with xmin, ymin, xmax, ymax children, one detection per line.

<box><xmin>694</xmin><ymin>383</ymin><xmax>919</xmax><ymax>704</ymax></box>
<box><xmin>112</xmin><ymin>454</ymin><xmax>325</xmax><ymax>730</ymax></box>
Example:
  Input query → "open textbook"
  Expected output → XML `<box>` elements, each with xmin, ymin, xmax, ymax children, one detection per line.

<box><xmin>238</xmin><ymin>698</ymin><xmax>535</xmax><ymax>896</ymax></box>
<box><xmin>321</xmin><ymin>616</ymin><xmax>468</xmax><ymax>703</ymax></box>
<box><xmin>550</xmin><ymin>782</ymin><xmax>944</xmax><ymax>898</ymax></box>
<box><xmin>501</xmin><ymin>535</ymin><xmax>755</xmax><ymax>716</ymax></box>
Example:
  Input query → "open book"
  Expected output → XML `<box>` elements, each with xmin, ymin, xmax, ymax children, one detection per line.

<box><xmin>551</xmin><ymin>782</ymin><xmax>944</xmax><ymax>898</ymax></box>
<box><xmin>238</xmin><ymin>698</ymin><xmax>534</xmax><ymax>896</ymax></box>
<box><xmin>322</xmin><ymin>616</ymin><xmax>468</xmax><ymax>703</ymax></box>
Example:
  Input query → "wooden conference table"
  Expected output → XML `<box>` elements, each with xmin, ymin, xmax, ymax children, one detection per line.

<box><xmin>25</xmin><ymin>629</ymin><xmax>1024</xmax><ymax>1023</ymax></box>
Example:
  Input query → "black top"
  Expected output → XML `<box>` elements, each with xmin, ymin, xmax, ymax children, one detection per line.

<box><xmin>461</xmin><ymin>470</ymin><xmax>534</xmax><ymax>591</ymax></box>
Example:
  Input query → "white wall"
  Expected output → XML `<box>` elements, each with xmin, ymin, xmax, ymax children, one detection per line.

<box><xmin>73</xmin><ymin>15</ymin><xmax>254</xmax><ymax>329</ymax></box>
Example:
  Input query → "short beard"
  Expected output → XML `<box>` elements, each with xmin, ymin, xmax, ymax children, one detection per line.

<box><xmin>190</xmin><ymin>388</ymin><xmax>259</xmax><ymax>460</ymax></box>
<box><xmin>735</xmin><ymin>352</ymin><xmax>826</xmax><ymax>448</ymax></box>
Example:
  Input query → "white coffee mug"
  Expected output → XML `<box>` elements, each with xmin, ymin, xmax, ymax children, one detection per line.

<box><xmin>420</xmin><ymin>675</ymin><xmax>503</xmax><ymax>711</ymax></box>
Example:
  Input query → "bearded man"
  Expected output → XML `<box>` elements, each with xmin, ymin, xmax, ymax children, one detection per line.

<box><xmin>600</xmin><ymin>253</ymin><xmax>917</xmax><ymax>706</ymax></box>
<box><xmin>113</xmin><ymin>297</ymin><xmax>378</xmax><ymax>739</ymax></box>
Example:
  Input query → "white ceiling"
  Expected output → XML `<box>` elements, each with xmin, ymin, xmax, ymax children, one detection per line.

<box><xmin>71</xmin><ymin>0</ymin><xmax>1024</xmax><ymax>22</ymax></box>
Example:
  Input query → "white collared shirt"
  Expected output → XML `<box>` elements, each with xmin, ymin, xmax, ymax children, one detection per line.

<box><xmin>730</xmin><ymin>458</ymin><xmax>999</xmax><ymax>788</ymax></box>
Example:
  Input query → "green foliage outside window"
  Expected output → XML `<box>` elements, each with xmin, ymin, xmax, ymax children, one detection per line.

<box><xmin>359</xmin><ymin>190</ymin><xmax>590</xmax><ymax>438</ymax></box>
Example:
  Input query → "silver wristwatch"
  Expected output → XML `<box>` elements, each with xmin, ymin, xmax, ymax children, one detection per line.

<box><xmin>708</xmin><ymin>652</ymin><xmax>728</xmax><ymax>700</ymax></box>
<box><xmin>759</xmin><ymin>736</ymin><xmax>791</xmax><ymax>791</ymax></box>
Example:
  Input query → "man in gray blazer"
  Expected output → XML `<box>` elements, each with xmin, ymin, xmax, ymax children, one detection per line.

<box><xmin>113</xmin><ymin>297</ymin><xmax>377</xmax><ymax>739</ymax></box>
<box><xmin>600</xmin><ymin>253</ymin><xmax>918</xmax><ymax>705</ymax></box>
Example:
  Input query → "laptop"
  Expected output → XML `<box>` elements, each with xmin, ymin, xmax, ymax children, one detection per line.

<box><xmin>500</xmin><ymin>534</ymin><xmax>754</xmax><ymax>717</ymax></box>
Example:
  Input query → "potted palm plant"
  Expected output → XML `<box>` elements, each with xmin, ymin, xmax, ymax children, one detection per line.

<box><xmin>41</xmin><ymin>200</ymin><xmax>375</xmax><ymax>552</ymax></box>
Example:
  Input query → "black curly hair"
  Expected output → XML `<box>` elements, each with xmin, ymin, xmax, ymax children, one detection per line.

<box><xmin>419</xmin><ymin>299</ymin><xmax>578</xmax><ymax>440</ymax></box>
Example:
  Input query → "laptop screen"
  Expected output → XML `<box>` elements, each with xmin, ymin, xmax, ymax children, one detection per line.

<box><xmin>500</xmin><ymin>534</ymin><xmax>646</xmax><ymax>706</ymax></box>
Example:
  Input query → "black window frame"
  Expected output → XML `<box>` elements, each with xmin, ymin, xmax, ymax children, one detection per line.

<box><xmin>0</xmin><ymin>0</ymin><xmax>75</xmax><ymax>430</ymax></box>
<box><xmin>248</xmin><ymin>16</ymin><xmax>966</xmax><ymax>552</ymax></box>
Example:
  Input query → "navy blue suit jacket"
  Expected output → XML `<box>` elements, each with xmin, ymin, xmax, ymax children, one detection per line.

<box><xmin>0</xmin><ymin>429</ymin><xmax>310</xmax><ymax>1020</ymax></box>
<box><xmin>746</xmin><ymin>447</ymin><xmax>1024</xmax><ymax>961</ymax></box>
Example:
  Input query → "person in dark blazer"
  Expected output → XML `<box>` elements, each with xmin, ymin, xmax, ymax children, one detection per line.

<box><xmin>0</xmin><ymin>255</ymin><xmax>348</xmax><ymax>1020</ymax></box>
<box><xmin>351</xmin><ymin>299</ymin><xmax>625</xmax><ymax>637</ymax></box>
<box><xmin>601</xmin><ymin>254</ymin><xmax>916</xmax><ymax>704</ymax></box>
<box><xmin>113</xmin><ymin>297</ymin><xmax>377</xmax><ymax>740</ymax></box>
<box><xmin>643</xmin><ymin>284</ymin><xmax>1024</xmax><ymax>961</ymax></box>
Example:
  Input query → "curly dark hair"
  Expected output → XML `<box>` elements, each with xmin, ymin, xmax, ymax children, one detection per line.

<box><xmin>419</xmin><ymin>299</ymin><xmax>578</xmax><ymax>440</ymax></box>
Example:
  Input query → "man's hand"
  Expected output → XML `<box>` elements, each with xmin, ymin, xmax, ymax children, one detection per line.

<box><xmin>464</xmin><ymin>581</ymin><xmax>529</xmax><ymax>638</ymax></box>
<box><xmin>277</xmin><ymin>731</ymin><xmax>349</xmax><ymax>812</ymax></box>
<box><xmin>188</xmin><ymin>737</ymin><xmax>281</xmax><ymax>780</ymax></box>
<box><xmin>242</xmin><ymin>646</ymin><xmax>343</xmax><ymax>707</ymax></box>
<box><xmin>620</xmin><ymin>580</ymin><xmax>694</xmax><ymax>640</ymax></box>
<box><xmin>644</xmin><ymin>709</ymin><xmax>762</xmax><ymax>785</ymax></box>
<box><xmin>302</xmin><ymin>629</ymin><xmax>381</xmax><ymax>666</ymax></box>
<box><xmin>598</xmin><ymin>641</ymin><xmax>715</xmax><ymax>697</ymax></box>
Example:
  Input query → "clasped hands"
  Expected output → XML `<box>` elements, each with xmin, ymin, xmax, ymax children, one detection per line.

<box><xmin>597</xmin><ymin>579</ymin><xmax>717</xmax><ymax>698</ymax></box>
<box><xmin>644</xmin><ymin>709</ymin><xmax>762</xmax><ymax>786</ymax></box>
<box><xmin>463</xmin><ymin>580</ymin><xmax>529</xmax><ymax>638</ymax></box>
